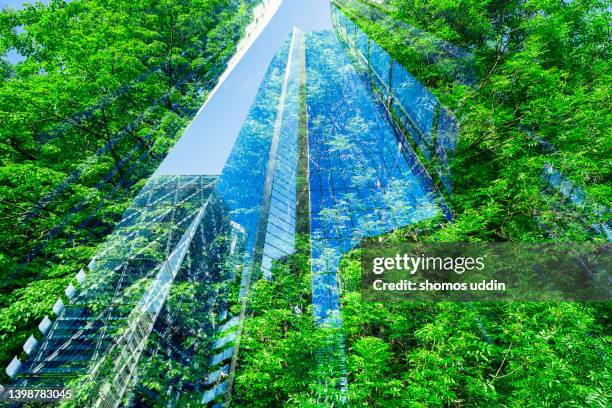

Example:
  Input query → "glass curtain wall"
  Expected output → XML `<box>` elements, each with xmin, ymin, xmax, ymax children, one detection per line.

<box><xmin>332</xmin><ymin>3</ymin><xmax>460</xmax><ymax>194</ymax></box>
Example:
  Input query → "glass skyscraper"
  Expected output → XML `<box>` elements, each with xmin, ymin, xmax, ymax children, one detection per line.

<box><xmin>6</xmin><ymin>5</ymin><xmax>458</xmax><ymax>407</ymax></box>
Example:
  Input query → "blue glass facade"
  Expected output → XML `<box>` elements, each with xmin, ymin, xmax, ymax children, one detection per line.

<box><xmin>332</xmin><ymin>4</ymin><xmax>460</xmax><ymax>194</ymax></box>
<box><xmin>305</xmin><ymin>31</ymin><xmax>439</xmax><ymax>325</ymax></box>
<box><xmin>215</xmin><ymin>39</ymin><xmax>291</xmax><ymax>258</ymax></box>
<box><xmin>259</xmin><ymin>29</ymin><xmax>305</xmax><ymax>278</ymax></box>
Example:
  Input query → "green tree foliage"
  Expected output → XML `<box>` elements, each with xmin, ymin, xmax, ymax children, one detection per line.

<box><xmin>338</xmin><ymin>0</ymin><xmax>610</xmax><ymax>242</ymax></box>
<box><xmin>231</xmin><ymin>238</ymin><xmax>610</xmax><ymax>407</ymax></box>
<box><xmin>0</xmin><ymin>1</ymin><xmax>609</xmax><ymax>406</ymax></box>
<box><xmin>232</xmin><ymin>235</ymin><xmax>322</xmax><ymax>407</ymax></box>
<box><xmin>0</xmin><ymin>0</ymin><xmax>254</xmax><ymax>376</ymax></box>
<box><xmin>338</xmin><ymin>250</ymin><xmax>610</xmax><ymax>407</ymax></box>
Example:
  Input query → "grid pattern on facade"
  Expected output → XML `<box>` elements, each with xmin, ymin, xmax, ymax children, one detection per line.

<box><xmin>16</xmin><ymin>176</ymin><xmax>215</xmax><ymax>386</ymax></box>
<box><xmin>260</xmin><ymin>29</ymin><xmax>306</xmax><ymax>278</ymax></box>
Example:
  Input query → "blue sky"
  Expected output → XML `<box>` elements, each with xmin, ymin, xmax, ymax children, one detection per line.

<box><xmin>1</xmin><ymin>0</ymin><xmax>49</xmax><ymax>9</ymax></box>
<box><xmin>2</xmin><ymin>1</ymin><xmax>50</xmax><ymax>64</ymax></box>
<box><xmin>155</xmin><ymin>0</ymin><xmax>333</xmax><ymax>176</ymax></box>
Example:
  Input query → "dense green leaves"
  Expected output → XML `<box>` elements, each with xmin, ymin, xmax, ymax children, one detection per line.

<box><xmin>233</xmin><ymin>243</ymin><xmax>610</xmax><ymax>406</ymax></box>
<box><xmin>340</xmin><ymin>0</ymin><xmax>610</xmax><ymax>242</ymax></box>
<box><xmin>0</xmin><ymin>0</ymin><xmax>253</xmax><ymax>377</ymax></box>
<box><xmin>0</xmin><ymin>0</ymin><xmax>609</xmax><ymax>405</ymax></box>
<box><xmin>232</xmin><ymin>236</ymin><xmax>322</xmax><ymax>407</ymax></box>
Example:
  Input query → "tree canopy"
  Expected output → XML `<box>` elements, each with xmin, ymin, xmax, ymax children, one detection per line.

<box><xmin>0</xmin><ymin>0</ymin><xmax>254</xmax><ymax>376</ymax></box>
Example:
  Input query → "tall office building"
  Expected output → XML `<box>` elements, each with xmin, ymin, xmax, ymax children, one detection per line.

<box><xmin>6</xmin><ymin>3</ymin><xmax>458</xmax><ymax>406</ymax></box>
